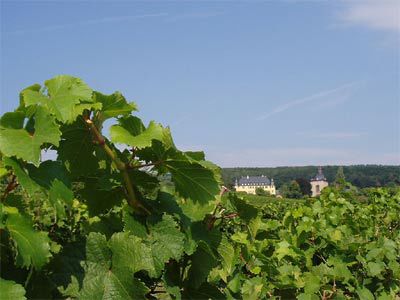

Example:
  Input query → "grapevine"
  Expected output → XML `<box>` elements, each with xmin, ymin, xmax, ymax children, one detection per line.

<box><xmin>0</xmin><ymin>75</ymin><xmax>399</xmax><ymax>299</ymax></box>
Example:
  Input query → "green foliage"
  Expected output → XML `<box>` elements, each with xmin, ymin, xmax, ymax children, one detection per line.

<box><xmin>295</xmin><ymin>178</ymin><xmax>312</xmax><ymax>196</ymax></box>
<box><xmin>280</xmin><ymin>180</ymin><xmax>303</xmax><ymax>199</ymax></box>
<box><xmin>1</xmin><ymin>75</ymin><xmax>399</xmax><ymax>299</ymax></box>
<box><xmin>255</xmin><ymin>187</ymin><xmax>270</xmax><ymax>196</ymax></box>
<box><xmin>0</xmin><ymin>107</ymin><xmax>61</xmax><ymax>166</ymax></box>
<box><xmin>4</xmin><ymin>211</ymin><xmax>51</xmax><ymax>269</ymax></box>
<box><xmin>0</xmin><ymin>278</ymin><xmax>26</xmax><ymax>300</ymax></box>
<box><xmin>335</xmin><ymin>166</ymin><xmax>346</xmax><ymax>186</ymax></box>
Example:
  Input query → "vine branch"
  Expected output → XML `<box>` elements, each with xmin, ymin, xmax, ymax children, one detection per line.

<box><xmin>85</xmin><ymin>119</ymin><xmax>150</xmax><ymax>215</ymax></box>
<box><xmin>1</xmin><ymin>174</ymin><xmax>18</xmax><ymax>202</ymax></box>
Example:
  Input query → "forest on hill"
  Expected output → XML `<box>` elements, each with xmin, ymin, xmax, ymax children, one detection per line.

<box><xmin>221</xmin><ymin>165</ymin><xmax>400</xmax><ymax>189</ymax></box>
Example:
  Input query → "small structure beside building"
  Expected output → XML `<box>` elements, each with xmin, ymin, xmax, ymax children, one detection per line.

<box><xmin>310</xmin><ymin>167</ymin><xmax>329</xmax><ymax>197</ymax></box>
<box><xmin>234</xmin><ymin>175</ymin><xmax>276</xmax><ymax>195</ymax></box>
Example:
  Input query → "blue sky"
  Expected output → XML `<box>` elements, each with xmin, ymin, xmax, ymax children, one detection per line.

<box><xmin>1</xmin><ymin>1</ymin><xmax>399</xmax><ymax>167</ymax></box>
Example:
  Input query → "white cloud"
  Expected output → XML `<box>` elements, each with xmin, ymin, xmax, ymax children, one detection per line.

<box><xmin>256</xmin><ymin>81</ymin><xmax>361</xmax><ymax>121</ymax></box>
<box><xmin>339</xmin><ymin>0</ymin><xmax>400</xmax><ymax>32</ymax></box>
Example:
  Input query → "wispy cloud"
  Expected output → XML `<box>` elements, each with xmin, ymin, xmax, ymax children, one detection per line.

<box><xmin>6</xmin><ymin>13</ymin><xmax>168</xmax><ymax>35</ymax></box>
<box><xmin>203</xmin><ymin>147</ymin><xmax>400</xmax><ymax>167</ymax></box>
<box><xmin>256</xmin><ymin>81</ymin><xmax>361</xmax><ymax>121</ymax></box>
<box><xmin>296</xmin><ymin>131</ymin><xmax>367</xmax><ymax>139</ymax></box>
<box><xmin>338</xmin><ymin>0</ymin><xmax>400</xmax><ymax>32</ymax></box>
<box><xmin>5</xmin><ymin>11</ymin><xmax>225</xmax><ymax>35</ymax></box>
<box><xmin>166</xmin><ymin>11</ymin><xmax>225</xmax><ymax>22</ymax></box>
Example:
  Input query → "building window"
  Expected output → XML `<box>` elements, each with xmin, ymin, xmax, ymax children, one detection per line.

<box><xmin>316</xmin><ymin>185</ymin><xmax>320</xmax><ymax>193</ymax></box>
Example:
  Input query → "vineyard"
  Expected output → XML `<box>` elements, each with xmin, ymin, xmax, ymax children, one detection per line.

<box><xmin>0</xmin><ymin>76</ymin><xmax>399</xmax><ymax>299</ymax></box>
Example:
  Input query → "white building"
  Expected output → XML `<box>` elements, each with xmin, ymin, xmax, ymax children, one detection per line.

<box><xmin>310</xmin><ymin>167</ymin><xmax>329</xmax><ymax>197</ymax></box>
<box><xmin>234</xmin><ymin>175</ymin><xmax>276</xmax><ymax>195</ymax></box>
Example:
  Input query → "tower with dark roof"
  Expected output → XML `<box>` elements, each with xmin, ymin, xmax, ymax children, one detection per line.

<box><xmin>310</xmin><ymin>166</ymin><xmax>329</xmax><ymax>197</ymax></box>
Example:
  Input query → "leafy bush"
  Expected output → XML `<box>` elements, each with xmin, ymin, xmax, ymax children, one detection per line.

<box><xmin>255</xmin><ymin>187</ymin><xmax>270</xmax><ymax>196</ymax></box>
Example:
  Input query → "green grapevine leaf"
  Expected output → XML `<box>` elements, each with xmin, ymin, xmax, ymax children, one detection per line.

<box><xmin>93</xmin><ymin>91</ymin><xmax>137</xmax><ymax>121</ymax></box>
<box><xmin>49</xmin><ymin>179</ymin><xmax>74</xmax><ymax>218</ymax></box>
<box><xmin>187</xmin><ymin>241</ymin><xmax>217</xmax><ymax>289</ymax></box>
<box><xmin>0</xmin><ymin>111</ymin><xmax>25</xmax><ymax>129</ymax></box>
<box><xmin>164</xmin><ymin>153</ymin><xmax>220</xmax><ymax>204</ymax></box>
<box><xmin>6</xmin><ymin>213</ymin><xmax>51</xmax><ymax>269</ymax></box>
<box><xmin>0</xmin><ymin>278</ymin><xmax>26</xmax><ymax>300</ymax></box>
<box><xmin>302</xmin><ymin>272</ymin><xmax>320</xmax><ymax>294</ymax></box>
<box><xmin>58</xmin><ymin>117</ymin><xmax>99</xmax><ymax>175</ymax></box>
<box><xmin>241</xmin><ymin>276</ymin><xmax>264</xmax><ymax>300</ymax></box>
<box><xmin>79</xmin><ymin>182</ymin><xmax>124</xmax><ymax>216</ymax></box>
<box><xmin>110</xmin><ymin>118</ymin><xmax>165</xmax><ymax>149</ymax></box>
<box><xmin>367</xmin><ymin>261</ymin><xmax>385</xmax><ymax>277</ymax></box>
<box><xmin>22</xmin><ymin>75</ymin><xmax>93</xmax><ymax>123</ymax></box>
<box><xmin>356</xmin><ymin>287</ymin><xmax>374</xmax><ymax>300</ymax></box>
<box><xmin>178</xmin><ymin>197</ymin><xmax>216</xmax><ymax>221</ymax></box>
<box><xmin>147</xmin><ymin>214</ymin><xmax>185</xmax><ymax>274</ymax></box>
<box><xmin>3</xmin><ymin>157</ymin><xmax>41</xmax><ymax>195</ymax></box>
<box><xmin>109</xmin><ymin>232</ymin><xmax>156</xmax><ymax>276</ymax></box>
<box><xmin>217</xmin><ymin>236</ymin><xmax>237</xmax><ymax>282</ymax></box>
<box><xmin>0</xmin><ymin>107</ymin><xmax>61</xmax><ymax>165</ymax></box>
<box><xmin>26</xmin><ymin>160</ymin><xmax>71</xmax><ymax>189</ymax></box>
<box><xmin>79</xmin><ymin>233</ymin><xmax>149</xmax><ymax>299</ymax></box>
<box><xmin>123</xmin><ymin>213</ymin><xmax>185</xmax><ymax>277</ymax></box>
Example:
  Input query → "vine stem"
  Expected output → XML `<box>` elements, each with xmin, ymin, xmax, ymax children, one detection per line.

<box><xmin>24</xmin><ymin>265</ymin><xmax>33</xmax><ymax>289</ymax></box>
<box><xmin>85</xmin><ymin>119</ymin><xmax>150</xmax><ymax>215</ymax></box>
<box><xmin>1</xmin><ymin>174</ymin><xmax>18</xmax><ymax>203</ymax></box>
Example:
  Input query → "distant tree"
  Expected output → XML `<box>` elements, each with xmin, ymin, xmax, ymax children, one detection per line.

<box><xmin>334</xmin><ymin>166</ymin><xmax>346</xmax><ymax>186</ymax></box>
<box><xmin>295</xmin><ymin>178</ymin><xmax>312</xmax><ymax>196</ymax></box>
<box><xmin>255</xmin><ymin>187</ymin><xmax>270</xmax><ymax>196</ymax></box>
<box><xmin>280</xmin><ymin>181</ymin><xmax>303</xmax><ymax>199</ymax></box>
<box><xmin>386</xmin><ymin>181</ymin><xmax>398</xmax><ymax>188</ymax></box>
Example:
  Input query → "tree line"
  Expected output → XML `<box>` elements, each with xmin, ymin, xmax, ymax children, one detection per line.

<box><xmin>222</xmin><ymin>165</ymin><xmax>400</xmax><ymax>190</ymax></box>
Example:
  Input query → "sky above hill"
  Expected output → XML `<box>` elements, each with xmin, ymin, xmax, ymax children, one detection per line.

<box><xmin>1</xmin><ymin>1</ymin><xmax>399</xmax><ymax>167</ymax></box>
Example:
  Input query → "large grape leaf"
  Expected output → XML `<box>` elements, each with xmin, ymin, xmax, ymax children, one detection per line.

<box><xmin>48</xmin><ymin>240</ymin><xmax>86</xmax><ymax>298</ymax></box>
<box><xmin>0</xmin><ymin>107</ymin><xmax>61</xmax><ymax>166</ymax></box>
<box><xmin>109</xmin><ymin>232</ymin><xmax>156</xmax><ymax>276</ymax></box>
<box><xmin>79</xmin><ymin>181</ymin><xmax>124</xmax><ymax>216</ymax></box>
<box><xmin>49</xmin><ymin>179</ymin><xmax>74</xmax><ymax>218</ymax></box>
<box><xmin>0</xmin><ymin>111</ymin><xmax>25</xmax><ymax>129</ymax></box>
<box><xmin>147</xmin><ymin>214</ymin><xmax>185</xmax><ymax>274</ymax></box>
<box><xmin>26</xmin><ymin>160</ymin><xmax>71</xmax><ymax>189</ymax></box>
<box><xmin>58</xmin><ymin>117</ymin><xmax>99</xmax><ymax>175</ymax></box>
<box><xmin>0</xmin><ymin>278</ymin><xmax>26</xmax><ymax>300</ymax></box>
<box><xmin>22</xmin><ymin>75</ymin><xmax>94</xmax><ymax>123</ymax></box>
<box><xmin>187</xmin><ymin>241</ymin><xmax>218</xmax><ymax>289</ymax></box>
<box><xmin>5</xmin><ymin>213</ymin><xmax>51</xmax><ymax>269</ymax></box>
<box><xmin>218</xmin><ymin>236</ymin><xmax>237</xmax><ymax>282</ymax></box>
<box><xmin>241</xmin><ymin>276</ymin><xmax>265</xmax><ymax>300</ymax></box>
<box><xmin>93</xmin><ymin>91</ymin><xmax>137</xmax><ymax>121</ymax></box>
<box><xmin>123</xmin><ymin>214</ymin><xmax>185</xmax><ymax>277</ymax></box>
<box><xmin>110</xmin><ymin>118</ymin><xmax>165</xmax><ymax>149</ymax></box>
<box><xmin>164</xmin><ymin>153</ymin><xmax>220</xmax><ymax>204</ymax></box>
<box><xmin>78</xmin><ymin>233</ymin><xmax>149</xmax><ymax>299</ymax></box>
<box><xmin>178</xmin><ymin>197</ymin><xmax>216</xmax><ymax>221</ymax></box>
<box><xmin>230</xmin><ymin>195</ymin><xmax>258</xmax><ymax>224</ymax></box>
